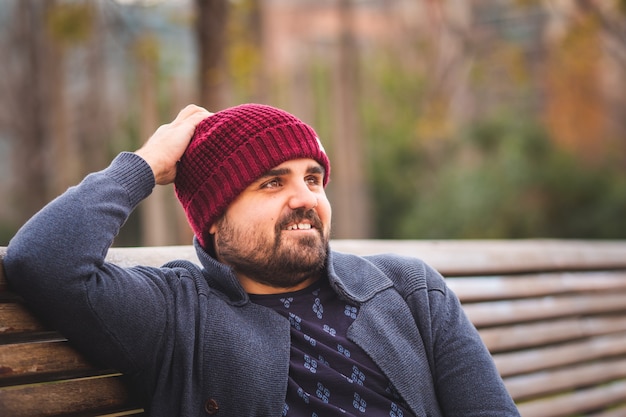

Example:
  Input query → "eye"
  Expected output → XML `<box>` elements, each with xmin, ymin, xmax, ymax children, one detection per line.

<box><xmin>261</xmin><ymin>178</ymin><xmax>282</xmax><ymax>189</ymax></box>
<box><xmin>306</xmin><ymin>175</ymin><xmax>322</xmax><ymax>186</ymax></box>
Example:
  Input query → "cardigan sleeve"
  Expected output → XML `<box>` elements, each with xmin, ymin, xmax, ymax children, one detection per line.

<box><xmin>3</xmin><ymin>153</ymin><xmax>177</xmax><ymax>374</ymax></box>
<box><xmin>419</xmin><ymin>262</ymin><xmax>520</xmax><ymax>416</ymax></box>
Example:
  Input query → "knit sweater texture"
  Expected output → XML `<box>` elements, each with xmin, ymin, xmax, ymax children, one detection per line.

<box><xmin>4</xmin><ymin>152</ymin><xmax>520</xmax><ymax>417</ymax></box>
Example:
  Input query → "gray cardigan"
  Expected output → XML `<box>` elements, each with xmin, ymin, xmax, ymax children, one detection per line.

<box><xmin>4</xmin><ymin>152</ymin><xmax>519</xmax><ymax>417</ymax></box>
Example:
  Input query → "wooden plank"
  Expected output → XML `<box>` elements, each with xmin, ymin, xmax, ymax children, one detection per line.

<box><xmin>63</xmin><ymin>412</ymin><xmax>144</xmax><ymax>417</ymax></box>
<box><xmin>493</xmin><ymin>332</ymin><xmax>626</xmax><ymax>377</ymax></box>
<box><xmin>588</xmin><ymin>403</ymin><xmax>626</xmax><ymax>417</ymax></box>
<box><xmin>0</xmin><ymin>375</ymin><xmax>143</xmax><ymax>417</ymax></box>
<box><xmin>505</xmin><ymin>358</ymin><xmax>626</xmax><ymax>401</ymax></box>
<box><xmin>0</xmin><ymin>302</ymin><xmax>48</xmax><ymax>334</ymax></box>
<box><xmin>330</xmin><ymin>240</ymin><xmax>626</xmax><ymax>275</ymax></box>
<box><xmin>463</xmin><ymin>291</ymin><xmax>626</xmax><ymax>327</ymax></box>
<box><xmin>448</xmin><ymin>272</ymin><xmax>626</xmax><ymax>303</ymax></box>
<box><xmin>0</xmin><ymin>341</ymin><xmax>98</xmax><ymax>382</ymax></box>
<box><xmin>516</xmin><ymin>379</ymin><xmax>626</xmax><ymax>417</ymax></box>
<box><xmin>0</xmin><ymin>331</ymin><xmax>65</xmax><ymax>347</ymax></box>
<box><xmin>61</xmin><ymin>411</ymin><xmax>145</xmax><ymax>417</ymax></box>
<box><xmin>480</xmin><ymin>316</ymin><xmax>626</xmax><ymax>353</ymax></box>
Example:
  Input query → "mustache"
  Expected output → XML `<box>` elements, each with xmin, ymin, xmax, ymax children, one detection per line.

<box><xmin>277</xmin><ymin>208</ymin><xmax>324</xmax><ymax>231</ymax></box>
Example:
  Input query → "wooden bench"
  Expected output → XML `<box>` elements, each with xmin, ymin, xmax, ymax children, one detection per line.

<box><xmin>2</xmin><ymin>240</ymin><xmax>626</xmax><ymax>417</ymax></box>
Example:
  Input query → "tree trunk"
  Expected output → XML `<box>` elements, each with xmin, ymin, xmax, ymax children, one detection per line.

<box><xmin>10</xmin><ymin>1</ymin><xmax>54</xmax><ymax>223</ymax></box>
<box><xmin>45</xmin><ymin>1</ymin><xmax>75</xmax><ymax>198</ymax></box>
<box><xmin>77</xmin><ymin>1</ymin><xmax>109</xmax><ymax>176</ymax></box>
<box><xmin>195</xmin><ymin>0</ymin><xmax>229</xmax><ymax>110</ymax></box>
<box><xmin>330</xmin><ymin>0</ymin><xmax>372</xmax><ymax>238</ymax></box>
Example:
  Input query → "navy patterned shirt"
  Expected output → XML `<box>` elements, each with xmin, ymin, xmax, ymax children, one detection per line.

<box><xmin>250</xmin><ymin>277</ymin><xmax>414</xmax><ymax>417</ymax></box>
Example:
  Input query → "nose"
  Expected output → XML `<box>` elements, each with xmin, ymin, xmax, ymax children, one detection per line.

<box><xmin>287</xmin><ymin>181</ymin><xmax>318</xmax><ymax>210</ymax></box>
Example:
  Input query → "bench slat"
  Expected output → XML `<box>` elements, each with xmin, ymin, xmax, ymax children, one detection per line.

<box><xmin>448</xmin><ymin>272</ymin><xmax>626</xmax><ymax>302</ymax></box>
<box><xmin>516</xmin><ymin>379</ymin><xmax>626</xmax><ymax>417</ymax></box>
<box><xmin>493</xmin><ymin>332</ymin><xmax>626</xmax><ymax>377</ymax></box>
<box><xmin>330</xmin><ymin>240</ymin><xmax>626</xmax><ymax>275</ymax></box>
<box><xmin>505</xmin><ymin>359</ymin><xmax>626</xmax><ymax>401</ymax></box>
<box><xmin>480</xmin><ymin>316</ymin><xmax>626</xmax><ymax>352</ymax></box>
<box><xmin>0</xmin><ymin>302</ymin><xmax>48</xmax><ymax>334</ymax></box>
<box><xmin>588</xmin><ymin>403</ymin><xmax>626</xmax><ymax>417</ymax></box>
<box><xmin>0</xmin><ymin>375</ymin><xmax>143</xmax><ymax>417</ymax></box>
<box><xmin>464</xmin><ymin>291</ymin><xmax>626</xmax><ymax>327</ymax></box>
<box><xmin>0</xmin><ymin>341</ymin><xmax>99</xmax><ymax>383</ymax></box>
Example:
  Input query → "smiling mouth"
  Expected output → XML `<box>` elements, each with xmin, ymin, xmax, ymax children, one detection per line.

<box><xmin>279</xmin><ymin>208</ymin><xmax>323</xmax><ymax>233</ymax></box>
<box><xmin>285</xmin><ymin>223</ymin><xmax>313</xmax><ymax>231</ymax></box>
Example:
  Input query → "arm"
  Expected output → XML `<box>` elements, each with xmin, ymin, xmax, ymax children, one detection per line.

<box><xmin>4</xmin><ymin>105</ymin><xmax>211</xmax><ymax>373</ymax></box>
<box><xmin>422</xmin><ymin>265</ymin><xmax>520</xmax><ymax>416</ymax></box>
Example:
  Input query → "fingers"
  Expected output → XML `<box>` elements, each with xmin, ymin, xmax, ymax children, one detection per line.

<box><xmin>170</xmin><ymin>105</ymin><xmax>213</xmax><ymax>140</ymax></box>
<box><xmin>175</xmin><ymin>104</ymin><xmax>213</xmax><ymax>123</ymax></box>
<box><xmin>134</xmin><ymin>104</ymin><xmax>214</xmax><ymax>185</ymax></box>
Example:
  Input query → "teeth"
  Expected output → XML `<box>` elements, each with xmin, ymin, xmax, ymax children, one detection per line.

<box><xmin>287</xmin><ymin>223</ymin><xmax>312</xmax><ymax>230</ymax></box>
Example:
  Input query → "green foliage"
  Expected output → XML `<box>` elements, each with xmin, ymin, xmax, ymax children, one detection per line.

<box><xmin>0</xmin><ymin>221</ymin><xmax>16</xmax><ymax>246</ymax></box>
<box><xmin>134</xmin><ymin>33</ymin><xmax>161</xmax><ymax>64</ymax></box>
<box><xmin>365</xmin><ymin>110</ymin><xmax>626</xmax><ymax>239</ymax></box>
<box><xmin>407</xmin><ymin>118</ymin><xmax>553</xmax><ymax>238</ymax></box>
<box><xmin>310</xmin><ymin>61</ymin><xmax>334</xmax><ymax>148</ymax></box>
<box><xmin>360</xmin><ymin>52</ymin><xmax>429</xmax><ymax>237</ymax></box>
<box><xmin>538</xmin><ymin>151</ymin><xmax>626</xmax><ymax>238</ymax></box>
<box><xmin>47</xmin><ymin>2</ymin><xmax>94</xmax><ymax>45</ymax></box>
<box><xmin>356</xmin><ymin>32</ymin><xmax>626</xmax><ymax>240</ymax></box>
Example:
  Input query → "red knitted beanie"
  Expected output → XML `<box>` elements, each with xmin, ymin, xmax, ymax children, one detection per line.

<box><xmin>174</xmin><ymin>103</ymin><xmax>331</xmax><ymax>248</ymax></box>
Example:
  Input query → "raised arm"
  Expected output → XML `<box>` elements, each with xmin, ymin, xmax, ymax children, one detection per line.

<box><xmin>3</xmin><ymin>105</ymin><xmax>211</xmax><ymax>373</ymax></box>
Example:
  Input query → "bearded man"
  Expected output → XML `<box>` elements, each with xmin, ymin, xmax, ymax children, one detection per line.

<box><xmin>4</xmin><ymin>104</ymin><xmax>520</xmax><ymax>417</ymax></box>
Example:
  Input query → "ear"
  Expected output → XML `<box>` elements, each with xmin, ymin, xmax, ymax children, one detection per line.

<box><xmin>209</xmin><ymin>223</ymin><xmax>218</xmax><ymax>234</ymax></box>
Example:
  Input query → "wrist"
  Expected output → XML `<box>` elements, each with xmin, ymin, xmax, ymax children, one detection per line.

<box><xmin>109</xmin><ymin>152</ymin><xmax>156</xmax><ymax>206</ymax></box>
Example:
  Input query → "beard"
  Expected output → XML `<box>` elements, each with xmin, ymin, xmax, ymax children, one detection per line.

<box><xmin>213</xmin><ymin>207</ymin><xmax>329</xmax><ymax>289</ymax></box>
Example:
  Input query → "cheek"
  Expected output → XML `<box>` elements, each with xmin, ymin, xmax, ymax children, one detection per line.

<box><xmin>247</xmin><ymin>205</ymin><xmax>280</xmax><ymax>230</ymax></box>
<box><xmin>318</xmin><ymin>199</ymin><xmax>332</xmax><ymax>222</ymax></box>
<box><xmin>318</xmin><ymin>194</ymin><xmax>331</xmax><ymax>213</ymax></box>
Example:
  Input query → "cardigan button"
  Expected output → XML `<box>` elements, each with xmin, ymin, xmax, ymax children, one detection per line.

<box><xmin>204</xmin><ymin>398</ymin><xmax>219</xmax><ymax>414</ymax></box>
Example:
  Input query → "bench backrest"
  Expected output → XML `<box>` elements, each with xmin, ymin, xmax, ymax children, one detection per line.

<box><xmin>2</xmin><ymin>240</ymin><xmax>626</xmax><ymax>417</ymax></box>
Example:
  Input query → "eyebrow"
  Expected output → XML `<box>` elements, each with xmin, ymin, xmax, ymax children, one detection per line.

<box><xmin>259</xmin><ymin>164</ymin><xmax>325</xmax><ymax>180</ymax></box>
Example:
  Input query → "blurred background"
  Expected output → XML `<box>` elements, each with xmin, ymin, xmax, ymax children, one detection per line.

<box><xmin>0</xmin><ymin>0</ymin><xmax>625</xmax><ymax>246</ymax></box>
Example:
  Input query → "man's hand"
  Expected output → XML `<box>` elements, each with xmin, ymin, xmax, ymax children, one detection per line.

<box><xmin>135</xmin><ymin>104</ymin><xmax>213</xmax><ymax>185</ymax></box>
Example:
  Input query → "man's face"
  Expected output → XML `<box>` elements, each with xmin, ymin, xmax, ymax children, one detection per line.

<box><xmin>209</xmin><ymin>158</ymin><xmax>332</xmax><ymax>293</ymax></box>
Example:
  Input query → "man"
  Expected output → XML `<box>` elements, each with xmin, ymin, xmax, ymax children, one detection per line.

<box><xmin>4</xmin><ymin>103</ymin><xmax>519</xmax><ymax>416</ymax></box>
